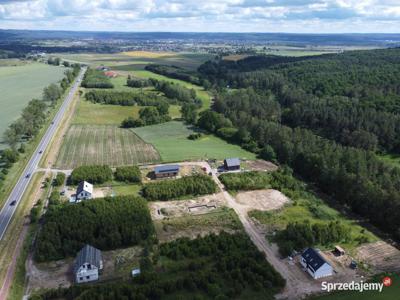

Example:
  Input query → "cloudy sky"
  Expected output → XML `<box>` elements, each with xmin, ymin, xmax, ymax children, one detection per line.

<box><xmin>0</xmin><ymin>0</ymin><xmax>400</xmax><ymax>33</ymax></box>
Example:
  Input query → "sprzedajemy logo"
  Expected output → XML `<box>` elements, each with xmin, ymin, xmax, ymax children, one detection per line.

<box><xmin>321</xmin><ymin>276</ymin><xmax>393</xmax><ymax>293</ymax></box>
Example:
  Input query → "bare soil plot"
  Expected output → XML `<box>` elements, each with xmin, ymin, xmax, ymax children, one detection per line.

<box><xmin>356</xmin><ymin>241</ymin><xmax>400</xmax><ymax>272</ymax></box>
<box><xmin>246</xmin><ymin>159</ymin><xmax>279</xmax><ymax>172</ymax></box>
<box><xmin>149</xmin><ymin>193</ymin><xmax>226</xmax><ymax>220</ymax></box>
<box><xmin>55</xmin><ymin>125</ymin><xmax>160</xmax><ymax>169</ymax></box>
<box><xmin>235</xmin><ymin>189</ymin><xmax>290</xmax><ymax>212</ymax></box>
<box><xmin>153</xmin><ymin>207</ymin><xmax>242</xmax><ymax>243</ymax></box>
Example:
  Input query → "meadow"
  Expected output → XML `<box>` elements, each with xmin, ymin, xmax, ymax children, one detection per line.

<box><xmin>132</xmin><ymin>121</ymin><xmax>256</xmax><ymax>162</ymax></box>
<box><xmin>55</xmin><ymin>124</ymin><xmax>160</xmax><ymax>169</ymax></box>
<box><xmin>0</xmin><ymin>62</ymin><xmax>66</xmax><ymax>146</ymax></box>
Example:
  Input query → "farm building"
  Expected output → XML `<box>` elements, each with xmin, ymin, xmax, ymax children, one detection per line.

<box><xmin>76</xmin><ymin>181</ymin><xmax>93</xmax><ymax>201</ymax></box>
<box><xmin>154</xmin><ymin>164</ymin><xmax>180</xmax><ymax>179</ymax></box>
<box><xmin>300</xmin><ymin>248</ymin><xmax>333</xmax><ymax>279</ymax></box>
<box><xmin>224</xmin><ymin>158</ymin><xmax>241</xmax><ymax>171</ymax></box>
<box><xmin>74</xmin><ymin>244</ymin><xmax>103</xmax><ymax>284</ymax></box>
<box><xmin>104</xmin><ymin>71</ymin><xmax>117</xmax><ymax>78</ymax></box>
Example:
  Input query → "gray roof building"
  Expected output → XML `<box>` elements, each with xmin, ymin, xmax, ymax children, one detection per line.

<box><xmin>154</xmin><ymin>165</ymin><xmax>180</xmax><ymax>175</ymax></box>
<box><xmin>74</xmin><ymin>244</ymin><xmax>102</xmax><ymax>274</ymax></box>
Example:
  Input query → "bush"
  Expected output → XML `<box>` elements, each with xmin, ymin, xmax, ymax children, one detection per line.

<box><xmin>30</xmin><ymin>206</ymin><xmax>41</xmax><ymax>223</ymax></box>
<box><xmin>35</xmin><ymin>196</ymin><xmax>154</xmax><ymax>262</ymax></box>
<box><xmin>142</xmin><ymin>175</ymin><xmax>217</xmax><ymax>201</ymax></box>
<box><xmin>53</xmin><ymin>173</ymin><xmax>66</xmax><ymax>186</ymax></box>
<box><xmin>70</xmin><ymin>165</ymin><xmax>113</xmax><ymax>185</ymax></box>
<box><xmin>187</xmin><ymin>133</ymin><xmax>202</xmax><ymax>140</ymax></box>
<box><xmin>115</xmin><ymin>166</ymin><xmax>141</xmax><ymax>183</ymax></box>
<box><xmin>219</xmin><ymin>171</ymin><xmax>271</xmax><ymax>191</ymax></box>
<box><xmin>48</xmin><ymin>191</ymin><xmax>61</xmax><ymax>206</ymax></box>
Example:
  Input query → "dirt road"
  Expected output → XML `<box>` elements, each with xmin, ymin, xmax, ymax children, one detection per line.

<box><xmin>204</xmin><ymin>162</ymin><xmax>321</xmax><ymax>299</ymax></box>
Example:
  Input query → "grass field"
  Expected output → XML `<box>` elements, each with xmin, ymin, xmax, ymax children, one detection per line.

<box><xmin>73</xmin><ymin>99</ymin><xmax>181</xmax><ymax>125</ymax></box>
<box><xmin>132</xmin><ymin>121</ymin><xmax>256</xmax><ymax>162</ymax></box>
<box><xmin>309</xmin><ymin>273</ymin><xmax>399</xmax><ymax>300</ymax></box>
<box><xmin>0</xmin><ymin>62</ymin><xmax>66</xmax><ymax>146</ymax></box>
<box><xmin>378</xmin><ymin>153</ymin><xmax>400</xmax><ymax>168</ymax></box>
<box><xmin>55</xmin><ymin>125</ymin><xmax>160</xmax><ymax>169</ymax></box>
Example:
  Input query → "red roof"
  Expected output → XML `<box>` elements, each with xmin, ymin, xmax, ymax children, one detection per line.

<box><xmin>104</xmin><ymin>71</ymin><xmax>117</xmax><ymax>78</ymax></box>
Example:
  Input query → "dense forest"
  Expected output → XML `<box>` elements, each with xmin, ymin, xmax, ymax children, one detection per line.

<box><xmin>35</xmin><ymin>196</ymin><xmax>154</xmax><ymax>262</ymax></box>
<box><xmin>142</xmin><ymin>175</ymin><xmax>217</xmax><ymax>201</ymax></box>
<box><xmin>31</xmin><ymin>233</ymin><xmax>285</xmax><ymax>300</ymax></box>
<box><xmin>198</xmin><ymin>48</ymin><xmax>400</xmax><ymax>240</ymax></box>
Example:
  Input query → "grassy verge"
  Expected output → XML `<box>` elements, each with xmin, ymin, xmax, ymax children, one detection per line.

<box><xmin>0</xmin><ymin>172</ymin><xmax>45</xmax><ymax>292</ymax></box>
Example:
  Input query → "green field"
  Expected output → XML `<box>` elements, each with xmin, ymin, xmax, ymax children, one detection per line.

<box><xmin>55</xmin><ymin>125</ymin><xmax>160</xmax><ymax>169</ymax></box>
<box><xmin>73</xmin><ymin>99</ymin><xmax>181</xmax><ymax>125</ymax></box>
<box><xmin>0</xmin><ymin>62</ymin><xmax>66</xmax><ymax>146</ymax></box>
<box><xmin>132</xmin><ymin>121</ymin><xmax>256</xmax><ymax>162</ymax></box>
<box><xmin>309</xmin><ymin>273</ymin><xmax>399</xmax><ymax>300</ymax></box>
<box><xmin>378</xmin><ymin>153</ymin><xmax>400</xmax><ymax>168</ymax></box>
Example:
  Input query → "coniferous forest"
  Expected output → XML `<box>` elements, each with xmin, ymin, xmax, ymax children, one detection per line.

<box><xmin>198</xmin><ymin>48</ymin><xmax>400</xmax><ymax>240</ymax></box>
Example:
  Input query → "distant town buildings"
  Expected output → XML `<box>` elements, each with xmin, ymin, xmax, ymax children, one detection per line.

<box><xmin>74</xmin><ymin>244</ymin><xmax>103</xmax><ymax>284</ymax></box>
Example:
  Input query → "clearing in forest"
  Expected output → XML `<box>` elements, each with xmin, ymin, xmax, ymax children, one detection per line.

<box><xmin>55</xmin><ymin>125</ymin><xmax>160</xmax><ymax>169</ymax></box>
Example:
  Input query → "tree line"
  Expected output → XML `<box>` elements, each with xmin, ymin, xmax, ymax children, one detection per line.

<box><xmin>219</xmin><ymin>171</ymin><xmax>272</xmax><ymax>191</ymax></box>
<box><xmin>70</xmin><ymin>165</ymin><xmax>113</xmax><ymax>184</ymax></box>
<box><xmin>35</xmin><ymin>196</ymin><xmax>154</xmax><ymax>262</ymax></box>
<box><xmin>81</xmin><ymin>68</ymin><xmax>113</xmax><ymax>89</ymax></box>
<box><xmin>85</xmin><ymin>90</ymin><xmax>166</xmax><ymax>106</ymax></box>
<box><xmin>145</xmin><ymin>64</ymin><xmax>200</xmax><ymax>85</ymax></box>
<box><xmin>142</xmin><ymin>175</ymin><xmax>217</xmax><ymax>201</ymax></box>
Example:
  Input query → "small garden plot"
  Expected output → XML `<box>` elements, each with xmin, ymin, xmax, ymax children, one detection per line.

<box><xmin>356</xmin><ymin>241</ymin><xmax>400</xmax><ymax>272</ymax></box>
<box><xmin>235</xmin><ymin>189</ymin><xmax>290</xmax><ymax>212</ymax></box>
<box><xmin>55</xmin><ymin>125</ymin><xmax>160</xmax><ymax>169</ymax></box>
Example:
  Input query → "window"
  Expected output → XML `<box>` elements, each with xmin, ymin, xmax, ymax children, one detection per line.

<box><xmin>86</xmin><ymin>276</ymin><xmax>90</xmax><ymax>279</ymax></box>
<box><xmin>79</xmin><ymin>277</ymin><xmax>83</xmax><ymax>281</ymax></box>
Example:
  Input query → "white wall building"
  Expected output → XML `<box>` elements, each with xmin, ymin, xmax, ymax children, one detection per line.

<box><xmin>76</xmin><ymin>181</ymin><xmax>93</xmax><ymax>201</ymax></box>
<box><xmin>74</xmin><ymin>244</ymin><xmax>103</xmax><ymax>284</ymax></box>
<box><xmin>300</xmin><ymin>248</ymin><xmax>333</xmax><ymax>279</ymax></box>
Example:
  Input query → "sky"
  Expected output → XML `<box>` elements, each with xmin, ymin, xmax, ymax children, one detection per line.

<box><xmin>0</xmin><ymin>0</ymin><xmax>400</xmax><ymax>33</ymax></box>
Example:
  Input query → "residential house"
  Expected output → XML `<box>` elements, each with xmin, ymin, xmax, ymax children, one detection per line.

<box><xmin>300</xmin><ymin>248</ymin><xmax>333</xmax><ymax>279</ymax></box>
<box><xmin>74</xmin><ymin>244</ymin><xmax>103</xmax><ymax>283</ymax></box>
<box><xmin>76</xmin><ymin>181</ymin><xmax>93</xmax><ymax>201</ymax></box>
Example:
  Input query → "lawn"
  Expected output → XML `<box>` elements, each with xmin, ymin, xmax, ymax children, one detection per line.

<box><xmin>72</xmin><ymin>100</ymin><xmax>141</xmax><ymax>125</ymax></box>
<box><xmin>132</xmin><ymin>121</ymin><xmax>256</xmax><ymax>162</ymax></box>
<box><xmin>111</xmin><ymin>183</ymin><xmax>142</xmax><ymax>197</ymax></box>
<box><xmin>55</xmin><ymin>125</ymin><xmax>160</xmax><ymax>169</ymax></box>
<box><xmin>0</xmin><ymin>62</ymin><xmax>66</xmax><ymax>147</ymax></box>
<box><xmin>309</xmin><ymin>273</ymin><xmax>399</xmax><ymax>300</ymax></box>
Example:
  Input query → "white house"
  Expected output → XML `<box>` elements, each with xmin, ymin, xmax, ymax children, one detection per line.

<box><xmin>74</xmin><ymin>244</ymin><xmax>103</xmax><ymax>284</ymax></box>
<box><xmin>76</xmin><ymin>181</ymin><xmax>93</xmax><ymax>201</ymax></box>
<box><xmin>300</xmin><ymin>248</ymin><xmax>333</xmax><ymax>279</ymax></box>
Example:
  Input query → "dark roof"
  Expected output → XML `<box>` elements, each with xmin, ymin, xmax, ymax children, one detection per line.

<box><xmin>154</xmin><ymin>164</ymin><xmax>180</xmax><ymax>174</ymax></box>
<box><xmin>301</xmin><ymin>248</ymin><xmax>330</xmax><ymax>272</ymax></box>
<box><xmin>76</xmin><ymin>181</ymin><xmax>93</xmax><ymax>195</ymax></box>
<box><xmin>74</xmin><ymin>244</ymin><xmax>102</xmax><ymax>273</ymax></box>
<box><xmin>224</xmin><ymin>158</ymin><xmax>241</xmax><ymax>168</ymax></box>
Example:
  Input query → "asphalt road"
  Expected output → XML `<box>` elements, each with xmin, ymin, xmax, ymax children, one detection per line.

<box><xmin>0</xmin><ymin>67</ymin><xmax>86</xmax><ymax>240</ymax></box>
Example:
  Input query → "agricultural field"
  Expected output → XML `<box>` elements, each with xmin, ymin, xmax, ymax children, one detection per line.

<box><xmin>132</xmin><ymin>121</ymin><xmax>256</xmax><ymax>162</ymax></box>
<box><xmin>0</xmin><ymin>62</ymin><xmax>66</xmax><ymax>147</ymax></box>
<box><xmin>55</xmin><ymin>125</ymin><xmax>160</xmax><ymax>169</ymax></box>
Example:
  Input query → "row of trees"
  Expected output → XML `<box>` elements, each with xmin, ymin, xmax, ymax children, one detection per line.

<box><xmin>121</xmin><ymin>106</ymin><xmax>171</xmax><ymax>128</ymax></box>
<box><xmin>81</xmin><ymin>68</ymin><xmax>113</xmax><ymax>88</ymax></box>
<box><xmin>32</xmin><ymin>233</ymin><xmax>285</xmax><ymax>300</ymax></box>
<box><xmin>35</xmin><ymin>196</ymin><xmax>154</xmax><ymax>262</ymax></box>
<box><xmin>70</xmin><ymin>165</ymin><xmax>113</xmax><ymax>184</ymax></box>
<box><xmin>114</xmin><ymin>166</ymin><xmax>141</xmax><ymax>183</ymax></box>
<box><xmin>276</xmin><ymin>221</ymin><xmax>350</xmax><ymax>256</ymax></box>
<box><xmin>145</xmin><ymin>64</ymin><xmax>200</xmax><ymax>85</ymax></box>
<box><xmin>142</xmin><ymin>175</ymin><xmax>217</xmax><ymax>201</ymax></box>
<box><xmin>219</xmin><ymin>171</ymin><xmax>271</xmax><ymax>191</ymax></box>
<box><xmin>151</xmin><ymin>79</ymin><xmax>202</xmax><ymax>107</ymax></box>
<box><xmin>84</xmin><ymin>90</ymin><xmax>166</xmax><ymax>106</ymax></box>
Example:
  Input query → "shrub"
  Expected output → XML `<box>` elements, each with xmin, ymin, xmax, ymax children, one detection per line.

<box><xmin>53</xmin><ymin>172</ymin><xmax>66</xmax><ymax>186</ymax></box>
<box><xmin>142</xmin><ymin>175</ymin><xmax>217</xmax><ymax>201</ymax></box>
<box><xmin>115</xmin><ymin>166</ymin><xmax>141</xmax><ymax>183</ymax></box>
<box><xmin>219</xmin><ymin>171</ymin><xmax>271</xmax><ymax>191</ymax></box>
<box><xmin>70</xmin><ymin>165</ymin><xmax>113</xmax><ymax>184</ymax></box>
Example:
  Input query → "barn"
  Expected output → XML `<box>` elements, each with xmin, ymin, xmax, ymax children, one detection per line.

<box><xmin>300</xmin><ymin>248</ymin><xmax>333</xmax><ymax>279</ymax></box>
<box><xmin>154</xmin><ymin>165</ymin><xmax>180</xmax><ymax>179</ymax></box>
<box><xmin>224</xmin><ymin>158</ymin><xmax>241</xmax><ymax>171</ymax></box>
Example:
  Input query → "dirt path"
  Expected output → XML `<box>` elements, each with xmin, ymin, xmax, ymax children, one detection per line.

<box><xmin>0</xmin><ymin>224</ymin><xmax>29</xmax><ymax>300</ymax></box>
